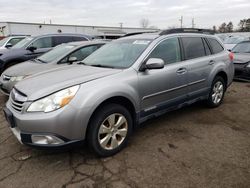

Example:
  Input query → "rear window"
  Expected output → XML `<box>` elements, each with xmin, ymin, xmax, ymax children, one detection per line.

<box><xmin>181</xmin><ymin>37</ymin><xmax>206</xmax><ymax>60</ymax></box>
<box><xmin>207</xmin><ymin>38</ymin><xmax>224</xmax><ymax>54</ymax></box>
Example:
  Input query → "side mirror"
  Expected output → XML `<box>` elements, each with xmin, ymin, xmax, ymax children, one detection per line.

<box><xmin>27</xmin><ymin>46</ymin><xmax>37</xmax><ymax>52</ymax></box>
<box><xmin>141</xmin><ymin>58</ymin><xmax>165</xmax><ymax>71</ymax></box>
<box><xmin>5</xmin><ymin>43</ymin><xmax>12</xmax><ymax>48</ymax></box>
<box><xmin>68</xmin><ymin>56</ymin><xmax>78</xmax><ymax>64</ymax></box>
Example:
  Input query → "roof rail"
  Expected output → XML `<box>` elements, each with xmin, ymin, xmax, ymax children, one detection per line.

<box><xmin>159</xmin><ymin>28</ymin><xmax>215</xmax><ymax>35</ymax></box>
<box><xmin>122</xmin><ymin>31</ymin><xmax>158</xmax><ymax>37</ymax></box>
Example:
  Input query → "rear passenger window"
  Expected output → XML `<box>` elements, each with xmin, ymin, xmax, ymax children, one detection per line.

<box><xmin>182</xmin><ymin>37</ymin><xmax>206</xmax><ymax>60</ymax></box>
<box><xmin>148</xmin><ymin>37</ymin><xmax>181</xmax><ymax>64</ymax></box>
<box><xmin>53</xmin><ymin>36</ymin><xmax>73</xmax><ymax>46</ymax></box>
<box><xmin>72</xmin><ymin>36</ymin><xmax>88</xmax><ymax>41</ymax></box>
<box><xmin>207</xmin><ymin>38</ymin><xmax>224</xmax><ymax>54</ymax></box>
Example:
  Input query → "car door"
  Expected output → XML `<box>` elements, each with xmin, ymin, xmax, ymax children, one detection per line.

<box><xmin>138</xmin><ymin>37</ymin><xmax>189</xmax><ymax>117</ymax></box>
<box><xmin>180</xmin><ymin>37</ymin><xmax>214</xmax><ymax>100</ymax></box>
<box><xmin>25</xmin><ymin>37</ymin><xmax>53</xmax><ymax>59</ymax></box>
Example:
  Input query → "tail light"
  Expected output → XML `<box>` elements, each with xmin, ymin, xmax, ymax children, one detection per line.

<box><xmin>229</xmin><ymin>52</ymin><xmax>234</xmax><ymax>62</ymax></box>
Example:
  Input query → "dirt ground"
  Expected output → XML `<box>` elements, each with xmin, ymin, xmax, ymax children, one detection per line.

<box><xmin>0</xmin><ymin>82</ymin><xmax>249</xmax><ymax>188</ymax></box>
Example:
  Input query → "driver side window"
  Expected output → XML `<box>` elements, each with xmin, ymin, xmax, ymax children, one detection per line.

<box><xmin>31</xmin><ymin>37</ymin><xmax>52</xmax><ymax>49</ymax></box>
<box><xmin>148</xmin><ymin>37</ymin><xmax>181</xmax><ymax>64</ymax></box>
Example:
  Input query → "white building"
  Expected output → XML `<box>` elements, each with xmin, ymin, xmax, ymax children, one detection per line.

<box><xmin>0</xmin><ymin>21</ymin><xmax>159</xmax><ymax>39</ymax></box>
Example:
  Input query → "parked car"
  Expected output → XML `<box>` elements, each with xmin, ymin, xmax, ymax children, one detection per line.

<box><xmin>0</xmin><ymin>41</ymin><xmax>106</xmax><ymax>95</ymax></box>
<box><xmin>0</xmin><ymin>36</ymin><xmax>26</xmax><ymax>49</ymax></box>
<box><xmin>224</xmin><ymin>36</ymin><xmax>249</xmax><ymax>50</ymax></box>
<box><xmin>0</xmin><ymin>33</ymin><xmax>92</xmax><ymax>73</ymax></box>
<box><xmin>232</xmin><ymin>40</ymin><xmax>250</xmax><ymax>81</ymax></box>
<box><xmin>3</xmin><ymin>28</ymin><xmax>234</xmax><ymax>157</ymax></box>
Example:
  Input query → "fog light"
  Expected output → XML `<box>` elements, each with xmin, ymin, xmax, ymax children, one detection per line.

<box><xmin>31</xmin><ymin>135</ymin><xmax>64</xmax><ymax>145</ymax></box>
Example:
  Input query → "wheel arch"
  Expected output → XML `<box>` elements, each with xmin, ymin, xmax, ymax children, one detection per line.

<box><xmin>215</xmin><ymin>70</ymin><xmax>228</xmax><ymax>88</ymax></box>
<box><xmin>86</xmin><ymin>96</ymin><xmax>138</xmax><ymax>137</ymax></box>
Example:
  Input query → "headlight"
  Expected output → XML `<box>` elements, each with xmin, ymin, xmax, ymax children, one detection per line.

<box><xmin>10</xmin><ymin>76</ymin><xmax>25</xmax><ymax>82</ymax></box>
<box><xmin>27</xmin><ymin>85</ymin><xmax>80</xmax><ymax>113</ymax></box>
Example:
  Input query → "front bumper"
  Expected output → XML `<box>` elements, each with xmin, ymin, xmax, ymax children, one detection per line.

<box><xmin>3</xmin><ymin>98</ymin><xmax>89</xmax><ymax>147</ymax></box>
<box><xmin>234</xmin><ymin>63</ymin><xmax>250</xmax><ymax>81</ymax></box>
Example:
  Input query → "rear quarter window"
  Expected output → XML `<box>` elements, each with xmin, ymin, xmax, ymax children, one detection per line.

<box><xmin>207</xmin><ymin>38</ymin><xmax>224</xmax><ymax>54</ymax></box>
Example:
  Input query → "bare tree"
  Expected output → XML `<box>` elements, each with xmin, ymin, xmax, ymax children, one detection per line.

<box><xmin>226</xmin><ymin>21</ymin><xmax>233</xmax><ymax>32</ymax></box>
<box><xmin>140</xmin><ymin>18</ymin><xmax>150</xmax><ymax>28</ymax></box>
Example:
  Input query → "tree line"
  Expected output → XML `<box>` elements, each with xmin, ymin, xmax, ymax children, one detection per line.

<box><xmin>213</xmin><ymin>18</ymin><xmax>250</xmax><ymax>33</ymax></box>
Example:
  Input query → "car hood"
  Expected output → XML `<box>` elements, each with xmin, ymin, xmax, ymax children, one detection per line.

<box><xmin>15</xmin><ymin>65</ymin><xmax>122</xmax><ymax>100</ymax></box>
<box><xmin>233</xmin><ymin>53</ymin><xmax>250</xmax><ymax>64</ymax></box>
<box><xmin>3</xmin><ymin>60</ymin><xmax>59</xmax><ymax>76</ymax></box>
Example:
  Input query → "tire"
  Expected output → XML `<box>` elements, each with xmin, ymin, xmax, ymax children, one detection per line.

<box><xmin>206</xmin><ymin>76</ymin><xmax>226</xmax><ymax>108</ymax></box>
<box><xmin>87</xmin><ymin>103</ymin><xmax>133</xmax><ymax>157</ymax></box>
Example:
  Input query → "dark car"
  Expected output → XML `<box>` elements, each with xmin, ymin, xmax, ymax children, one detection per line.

<box><xmin>0</xmin><ymin>33</ymin><xmax>92</xmax><ymax>73</ymax></box>
<box><xmin>232</xmin><ymin>41</ymin><xmax>250</xmax><ymax>81</ymax></box>
<box><xmin>0</xmin><ymin>41</ymin><xmax>106</xmax><ymax>95</ymax></box>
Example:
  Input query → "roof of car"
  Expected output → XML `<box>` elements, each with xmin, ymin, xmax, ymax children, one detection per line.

<box><xmin>67</xmin><ymin>40</ymin><xmax>108</xmax><ymax>46</ymax></box>
<box><xmin>29</xmin><ymin>33</ymin><xmax>92</xmax><ymax>40</ymax></box>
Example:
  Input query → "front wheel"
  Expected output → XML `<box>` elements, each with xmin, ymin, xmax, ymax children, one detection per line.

<box><xmin>206</xmin><ymin>76</ymin><xmax>226</xmax><ymax>108</ymax></box>
<box><xmin>87</xmin><ymin>104</ymin><xmax>133</xmax><ymax>157</ymax></box>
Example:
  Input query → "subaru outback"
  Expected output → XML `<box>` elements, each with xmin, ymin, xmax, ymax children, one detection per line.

<box><xmin>3</xmin><ymin>28</ymin><xmax>234</xmax><ymax>157</ymax></box>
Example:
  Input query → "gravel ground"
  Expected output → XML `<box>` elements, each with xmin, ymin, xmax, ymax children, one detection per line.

<box><xmin>0</xmin><ymin>82</ymin><xmax>249</xmax><ymax>188</ymax></box>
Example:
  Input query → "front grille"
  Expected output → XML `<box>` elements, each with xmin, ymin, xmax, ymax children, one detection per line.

<box><xmin>2</xmin><ymin>74</ymin><xmax>11</xmax><ymax>81</ymax></box>
<box><xmin>10</xmin><ymin>89</ymin><xmax>27</xmax><ymax>112</ymax></box>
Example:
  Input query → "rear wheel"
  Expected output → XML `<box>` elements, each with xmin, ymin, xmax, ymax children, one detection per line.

<box><xmin>87</xmin><ymin>104</ymin><xmax>132</xmax><ymax>157</ymax></box>
<box><xmin>206</xmin><ymin>76</ymin><xmax>226</xmax><ymax>108</ymax></box>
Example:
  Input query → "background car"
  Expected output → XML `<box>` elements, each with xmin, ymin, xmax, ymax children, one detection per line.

<box><xmin>232</xmin><ymin>40</ymin><xmax>250</xmax><ymax>81</ymax></box>
<box><xmin>0</xmin><ymin>33</ymin><xmax>92</xmax><ymax>73</ymax></box>
<box><xmin>223</xmin><ymin>36</ymin><xmax>250</xmax><ymax>50</ymax></box>
<box><xmin>0</xmin><ymin>36</ymin><xmax>26</xmax><ymax>49</ymax></box>
<box><xmin>0</xmin><ymin>41</ymin><xmax>106</xmax><ymax>95</ymax></box>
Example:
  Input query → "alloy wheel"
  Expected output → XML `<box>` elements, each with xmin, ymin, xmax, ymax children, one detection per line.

<box><xmin>98</xmin><ymin>113</ymin><xmax>128</xmax><ymax>150</ymax></box>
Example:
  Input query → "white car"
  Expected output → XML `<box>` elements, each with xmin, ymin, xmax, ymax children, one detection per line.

<box><xmin>0</xmin><ymin>36</ymin><xmax>26</xmax><ymax>49</ymax></box>
<box><xmin>224</xmin><ymin>36</ymin><xmax>250</xmax><ymax>50</ymax></box>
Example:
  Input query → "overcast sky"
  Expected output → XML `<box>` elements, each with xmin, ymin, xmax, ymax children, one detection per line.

<box><xmin>1</xmin><ymin>0</ymin><xmax>250</xmax><ymax>29</ymax></box>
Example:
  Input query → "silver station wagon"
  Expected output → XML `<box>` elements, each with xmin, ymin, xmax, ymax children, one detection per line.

<box><xmin>3</xmin><ymin>28</ymin><xmax>234</xmax><ymax>157</ymax></box>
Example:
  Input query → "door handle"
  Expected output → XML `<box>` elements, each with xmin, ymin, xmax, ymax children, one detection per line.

<box><xmin>176</xmin><ymin>68</ymin><xmax>187</xmax><ymax>74</ymax></box>
<box><xmin>208</xmin><ymin>60</ymin><xmax>215</xmax><ymax>65</ymax></box>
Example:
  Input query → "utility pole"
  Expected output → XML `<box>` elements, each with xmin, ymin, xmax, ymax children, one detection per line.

<box><xmin>119</xmin><ymin>22</ymin><xmax>123</xmax><ymax>29</ymax></box>
<box><xmin>179</xmin><ymin>16</ymin><xmax>183</xmax><ymax>28</ymax></box>
<box><xmin>192</xmin><ymin>18</ymin><xmax>195</xmax><ymax>28</ymax></box>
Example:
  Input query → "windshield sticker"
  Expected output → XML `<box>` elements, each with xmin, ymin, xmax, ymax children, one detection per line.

<box><xmin>133</xmin><ymin>40</ymin><xmax>151</xmax><ymax>45</ymax></box>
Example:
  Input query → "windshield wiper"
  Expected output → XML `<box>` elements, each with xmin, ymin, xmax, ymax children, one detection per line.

<box><xmin>90</xmin><ymin>64</ymin><xmax>115</xmax><ymax>69</ymax></box>
<box><xmin>36</xmin><ymin>58</ymin><xmax>47</xmax><ymax>63</ymax></box>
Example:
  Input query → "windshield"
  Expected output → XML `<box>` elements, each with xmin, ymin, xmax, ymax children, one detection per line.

<box><xmin>12</xmin><ymin>37</ymin><xmax>33</xmax><ymax>49</ymax></box>
<box><xmin>0</xmin><ymin>37</ymin><xmax>9</xmax><ymax>47</ymax></box>
<box><xmin>83</xmin><ymin>39</ymin><xmax>152</xmax><ymax>68</ymax></box>
<box><xmin>224</xmin><ymin>37</ymin><xmax>246</xmax><ymax>44</ymax></box>
<box><xmin>37</xmin><ymin>44</ymin><xmax>75</xmax><ymax>63</ymax></box>
<box><xmin>232</xmin><ymin>42</ymin><xmax>250</xmax><ymax>53</ymax></box>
